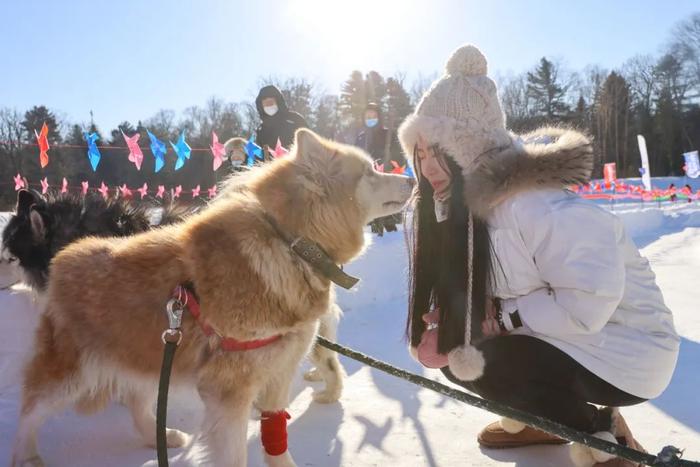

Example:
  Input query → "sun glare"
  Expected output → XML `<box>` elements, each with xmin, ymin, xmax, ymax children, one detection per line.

<box><xmin>286</xmin><ymin>0</ymin><xmax>417</xmax><ymax>73</ymax></box>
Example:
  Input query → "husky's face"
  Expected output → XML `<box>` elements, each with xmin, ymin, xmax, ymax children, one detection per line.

<box><xmin>251</xmin><ymin>129</ymin><xmax>414</xmax><ymax>264</ymax></box>
<box><xmin>2</xmin><ymin>190</ymin><xmax>53</xmax><ymax>289</ymax></box>
<box><xmin>0</xmin><ymin>227</ymin><xmax>21</xmax><ymax>289</ymax></box>
<box><xmin>291</xmin><ymin>129</ymin><xmax>414</xmax><ymax>224</ymax></box>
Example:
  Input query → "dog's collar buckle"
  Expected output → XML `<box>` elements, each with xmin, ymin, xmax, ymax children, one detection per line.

<box><xmin>263</xmin><ymin>213</ymin><xmax>360</xmax><ymax>290</ymax></box>
<box><xmin>289</xmin><ymin>236</ymin><xmax>359</xmax><ymax>290</ymax></box>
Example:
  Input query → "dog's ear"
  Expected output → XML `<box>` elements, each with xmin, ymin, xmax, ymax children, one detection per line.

<box><xmin>293</xmin><ymin>128</ymin><xmax>339</xmax><ymax>195</ymax></box>
<box><xmin>16</xmin><ymin>189</ymin><xmax>37</xmax><ymax>216</ymax></box>
<box><xmin>294</xmin><ymin>128</ymin><xmax>333</xmax><ymax>164</ymax></box>
<box><xmin>29</xmin><ymin>207</ymin><xmax>46</xmax><ymax>242</ymax></box>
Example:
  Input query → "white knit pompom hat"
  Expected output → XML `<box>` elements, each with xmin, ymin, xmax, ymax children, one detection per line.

<box><xmin>398</xmin><ymin>44</ymin><xmax>513</xmax><ymax>175</ymax></box>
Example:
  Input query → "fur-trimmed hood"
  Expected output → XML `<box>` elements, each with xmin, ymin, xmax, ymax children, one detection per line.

<box><xmin>462</xmin><ymin>127</ymin><xmax>594</xmax><ymax>218</ymax></box>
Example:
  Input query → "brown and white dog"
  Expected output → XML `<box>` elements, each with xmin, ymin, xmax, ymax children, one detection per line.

<box><xmin>11</xmin><ymin>129</ymin><xmax>414</xmax><ymax>467</ymax></box>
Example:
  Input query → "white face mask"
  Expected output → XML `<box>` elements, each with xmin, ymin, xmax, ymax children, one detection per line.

<box><xmin>365</xmin><ymin>118</ymin><xmax>378</xmax><ymax>128</ymax></box>
<box><xmin>263</xmin><ymin>105</ymin><xmax>279</xmax><ymax>116</ymax></box>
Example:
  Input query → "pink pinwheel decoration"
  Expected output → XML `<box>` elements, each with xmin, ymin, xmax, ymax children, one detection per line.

<box><xmin>207</xmin><ymin>185</ymin><xmax>217</xmax><ymax>199</ymax></box>
<box><xmin>98</xmin><ymin>182</ymin><xmax>110</xmax><ymax>198</ymax></box>
<box><xmin>41</xmin><ymin>177</ymin><xmax>49</xmax><ymax>194</ymax></box>
<box><xmin>172</xmin><ymin>185</ymin><xmax>182</xmax><ymax>199</ymax></box>
<box><xmin>210</xmin><ymin>132</ymin><xmax>226</xmax><ymax>171</ymax></box>
<box><xmin>191</xmin><ymin>184</ymin><xmax>201</xmax><ymax>198</ymax></box>
<box><xmin>137</xmin><ymin>183</ymin><xmax>148</xmax><ymax>199</ymax></box>
<box><xmin>61</xmin><ymin>177</ymin><xmax>68</xmax><ymax>194</ymax></box>
<box><xmin>14</xmin><ymin>174</ymin><xmax>26</xmax><ymax>191</ymax></box>
<box><xmin>270</xmin><ymin>138</ymin><xmax>289</xmax><ymax>159</ymax></box>
<box><xmin>119</xmin><ymin>184</ymin><xmax>133</xmax><ymax>198</ymax></box>
<box><xmin>156</xmin><ymin>185</ymin><xmax>165</xmax><ymax>199</ymax></box>
<box><xmin>122</xmin><ymin>130</ymin><xmax>144</xmax><ymax>170</ymax></box>
<box><xmin>81</xmin><ymin>181</ymin><xmax>89</xmax><ymax>195</ymax></box>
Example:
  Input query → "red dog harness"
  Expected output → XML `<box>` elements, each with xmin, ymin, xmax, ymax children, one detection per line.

<box><xmin>173</xmin><ymin>285</ymin><xmax>282</xmax><ymax>352</ymax></box>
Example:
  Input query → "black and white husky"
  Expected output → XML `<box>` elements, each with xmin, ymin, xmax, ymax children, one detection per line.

<box><xmin>1</xmin><ymin>189</ymin><xmax>193</xmax><ymax>293</ymax></box>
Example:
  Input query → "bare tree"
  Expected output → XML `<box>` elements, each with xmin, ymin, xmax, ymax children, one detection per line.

<box><xmin>669</xmin><ymin>13</ymin><xmax>700</xmax><ymax>99</ymax></box>
<box><xmin>498</xmin><ymin>74</ymin><xmax>532</xmax><ymax>131</ymax></box>
<box><xmin>145</xmin><ymin>109</ymin><xmax>177</xmax><ymax>139</ymax></box>
<box><xmin>409</xmin><ymin>72</ymin><xmax>438</xmax><ymax>106</ymax></box>
<box><xmin>623</xmin><ymin>55</ymin><xmax>658</xmax><ymax>115</ymax></box>
<box><xmin>0</xmin><ymin>107</ymin><xmax>27</xmax><ymax>173</ymax></box>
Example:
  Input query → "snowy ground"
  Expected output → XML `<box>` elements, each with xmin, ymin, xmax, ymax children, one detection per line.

<box><xmin>0</xmin><ymin>203</ymin><xmax>699</xmax><ymax>466</ymax></box>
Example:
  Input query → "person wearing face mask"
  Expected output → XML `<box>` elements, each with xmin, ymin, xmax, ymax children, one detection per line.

<box><xmin>223</xmin><ymin>137</ymin><xmax>248</xmax><ymax>172</ymax></box>
<box><xmin>356</xmin><ymin>103</ymin><xmax>405</xmax><ymax>235</ymax></box>
<box><xmin>255</xmin><ymin>85</ymin><xmax>309</xmax><ymax>152</ymax></box>
<box><xmin>399</xmin><ymin>44</ymin><xmax>679</xmax><ymax>467</ymax></box>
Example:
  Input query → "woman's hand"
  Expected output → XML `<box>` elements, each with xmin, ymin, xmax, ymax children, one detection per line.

<box><xmin>482</xmin><ymin>298</ymin><xmax>506</xmax><ymax>337</ymax></box>
<box><xmin>414</xmin><ymin>309</ymin><xmax>448</xmax><ymax>369</ymax></box>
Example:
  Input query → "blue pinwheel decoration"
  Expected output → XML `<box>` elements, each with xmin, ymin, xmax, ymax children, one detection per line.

<box><xmin>83</xmin><ymin>132</ymin><xmax>101</xmax><ymax>171</ymax></box>
<box><xmin>405</xmin><ymin>164</ymin><xmax>415</xmax><ymax>178</ymax></box>
<box><xmin>170</xmin><ymin>131</ymin><xmax>192</xmax><ymax>171</ymax></box>
<box><xmin>147</xmin><ymin>130</ymin><xmax>167</xmax><ymax>173</ymax></box>
<box><xmin>244</xmin><ymin>134</ymin><xmax>263</xmax><ymax>167</ymax></box>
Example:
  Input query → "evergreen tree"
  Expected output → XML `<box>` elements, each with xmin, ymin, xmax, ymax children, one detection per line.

<box><xmin>339</xmin><ymin>70</ymin><xmax>367</xmax><ymax>128</ymax></box>
<box><xmin>314</xmin><ymin>94</ymin><xmax>341</xmax><ymax>139</ymax></box>
<box><xmin>21</xmin><ymin>106</ymin><xmax>62</xmax><ymax>144</ymax></box>
<box><xmin>526</xmin><ymin>58</ymin><xmax>570</xmax><ymax>120</ymax></box>
<box><xmin>65</xmin><ymin>124</ymin><xmax>86</xmax><ymax>145</ymax></box>
<box><xmin>654</xmin><ymin>86</ymin><xmax>683</xmax><ymax>175</ymax></box>
<box><xmin>110</xmin><ymin>121</ymin><xmax>136</xmax><ymax>145</ymax></box>
<box><xmin>596</xmin><ymin>72</ymin><xmax>631</xmax><ymax>175</ymax></box>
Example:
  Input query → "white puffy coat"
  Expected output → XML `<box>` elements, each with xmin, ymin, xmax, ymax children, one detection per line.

<box><xmin>488</xmin><ymin>188</ymin><xmax>679</xmax><ymax>399</ymax></box>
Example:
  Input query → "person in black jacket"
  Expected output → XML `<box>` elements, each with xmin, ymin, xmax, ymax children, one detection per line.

<box><xmin>356</xmin><ymin>102</ymin><xmax>404</xmax><ymax>235</ymax></box>
<box><xmin>255</xmin><ymin>85</ymin><xmax>308</xmax><ymax>153</ymax></box>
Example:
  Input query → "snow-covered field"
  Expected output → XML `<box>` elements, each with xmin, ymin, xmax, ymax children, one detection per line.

<box><xmin>1</xmin><ymin>202</ymin><xmax>699</xmax><ymax>466</ymax></box>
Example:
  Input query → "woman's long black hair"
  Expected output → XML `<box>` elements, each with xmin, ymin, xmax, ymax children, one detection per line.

<box><xmin>405</xmin><ymin>149</ymin><xmax>493</xmax><ymax>354</ymax></box>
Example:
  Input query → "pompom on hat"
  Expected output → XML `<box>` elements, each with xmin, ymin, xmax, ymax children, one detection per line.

<box><xmin>398</xmin><ymin>44</ymin><xmax>513</xmax><ymax>175</ymax></box>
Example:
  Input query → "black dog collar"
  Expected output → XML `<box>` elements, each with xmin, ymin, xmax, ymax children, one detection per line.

<box><xmin>263</xmin><ymin>213</ymin><xmax>360</xmax><ymax>290</ymax></box>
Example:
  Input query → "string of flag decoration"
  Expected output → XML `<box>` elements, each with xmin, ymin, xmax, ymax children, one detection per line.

<box><xmin>10</xmin><ymin>174</ymin><xmax>697</xmax><ymax>204</ymax></box>
<box><xmin>7</xmin><ymin>122</ymin><xmax>272</xmax><ymax>173</ymax></box>
<box><xmin>8</xmin><ymin>176</ymin><xmax>220</xmax><ymax>200</ymax></box>
<box><xmin>571</xmin><ymin>182</ymin><xmax>700</xmax><ymax>202</ymax></box>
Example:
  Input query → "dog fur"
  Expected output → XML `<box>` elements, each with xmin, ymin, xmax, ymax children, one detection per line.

<box><xmin>11</xmin><ymin>129</ymin><xmax>414</xmax><ymax>467</ymax></box>
<box><xmin>1</xmin><ymin>190</ymin><xmax>192</xmax><ymax>292</ymax></box>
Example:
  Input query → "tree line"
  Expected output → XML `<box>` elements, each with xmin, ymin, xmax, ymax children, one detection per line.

<box><xmin>2</xmin><ymin>13</ymin><xmax>699</xmax><ymax>207</ymax></box>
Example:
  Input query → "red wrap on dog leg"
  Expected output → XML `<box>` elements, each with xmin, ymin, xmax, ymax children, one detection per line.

<box><xmin>261</xmin><ymin>410</ymin><xmax>291</xmax><ymax>456</ymax></box>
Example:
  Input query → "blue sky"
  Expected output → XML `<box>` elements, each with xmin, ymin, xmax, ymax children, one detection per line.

<box><xmin>2</xmin><ymin>0</ymin><xmax>698</xmax><ymax>134</ymax></box>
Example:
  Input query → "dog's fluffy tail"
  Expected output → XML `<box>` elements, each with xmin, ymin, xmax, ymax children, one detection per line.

<box><xmin>157</xmin><ymin>201</ymin><xmax>198</xmax><ymax>226</ymax></box>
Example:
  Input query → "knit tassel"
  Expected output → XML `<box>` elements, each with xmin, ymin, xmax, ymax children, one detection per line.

<box><xmin>447</xmin><ymin>212</ymin><xmax>486</xmax><ymax>381</ymax></box>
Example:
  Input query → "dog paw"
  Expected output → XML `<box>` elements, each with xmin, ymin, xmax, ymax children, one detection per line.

<box><xmin>166</xmin><ymin>428</ymin><xmax>191</xmax><ymax>448</ymax></box>
<box><xmin>303</xmin><ymin>368</ymin><xmax>323</xmax><ymax>382</ymax></box>
<box><xmin>312</xmin><ymin>389</ymin><xmax>340</xmax><ymax>404</ymax></box>
<box><xmin>264</xmin><ymin>450</ymin><xmax>297</xmax><ymax>467</ymax></box>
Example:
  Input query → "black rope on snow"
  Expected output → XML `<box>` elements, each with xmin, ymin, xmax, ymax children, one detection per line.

<box><xmin>316</xmin><ymin>337</ymin><xmax>698</xmax><ymax>467</ymax></box>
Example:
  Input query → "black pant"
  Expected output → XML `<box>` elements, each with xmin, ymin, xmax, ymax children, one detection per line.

<box><xmin>441</xmin><ymin>335</ymin><xmax>647</xmax><ymax>434</ymax></box>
